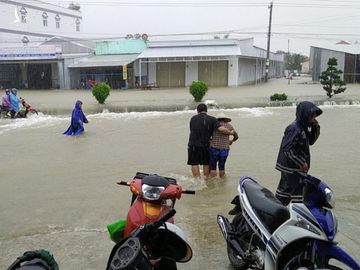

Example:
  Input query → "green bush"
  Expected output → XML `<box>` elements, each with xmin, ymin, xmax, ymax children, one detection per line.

<box><xmin>189</xmin><ymin>81</ymin><xmax>208</xmax><ymax>102</ymax></box>
<box><xmin>270</xmin><ymin>93</ymin><xmax>287</xmax><ymax>101</ymax></box>
<box><xmin>92</xmin><ymin>82</ymin><xmax>110</xmax><ymax>104</ymax></box>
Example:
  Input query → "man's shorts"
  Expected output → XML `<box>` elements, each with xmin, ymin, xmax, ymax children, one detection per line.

<box><xmin>187</xmin><ymin>145</ymin><xmax>209</xmax><ymax>165</ymax></box>
<box><xmin>209</xmin><ymin>147</ymin><xmax>229</xmax><ymax>170</ymax></box>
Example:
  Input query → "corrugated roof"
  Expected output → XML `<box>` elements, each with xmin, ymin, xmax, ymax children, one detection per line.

<box><xmin>68</xmin><ymin>53</ymin><xmax>139</xmax><ymax>68</ymax></box>
<box><xmin>138</xmin><ymin>44</ymin><xmax>241</xmax><ymax>58</ymax></box>
<box><xmin>311</xmin><ymin>42</ymin><xmax>360</xmax><ymax>55</ymax></box>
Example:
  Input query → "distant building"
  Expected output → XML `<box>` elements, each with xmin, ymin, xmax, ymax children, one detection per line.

<box><xmin>310</xmin><ymin>42</ymin><xmax>360</xmax><ymax>83</ymax></box>
<box><xmin>0</xmin><ymin>1</ymin><xmax>284</xmax><ymax>89</ymax></box>
<box><xmin>0</xmin><ymin>0</ymin><xmax>88</xmax><ymax>89</ymax></box>
<box><xmin>69</xmin><ymin>38</ymin><xmax>284</xmax><ymax>89</ymax></box>
<box><xmin>0</xmin><ymin>0</ymin><xmax>82</xmax><ymax>45</ymax></box>
<box><xmin>301</xmin><ymin>58</ymin><xmax>310</xmax><ymax>74</ymax></box>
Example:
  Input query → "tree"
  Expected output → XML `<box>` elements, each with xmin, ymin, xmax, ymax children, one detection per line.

<box><xmin>319</xmin><ymin>57</ymin><xmax>346</xmax><ymax>98</ymax></box>
<box><xmin>189</xmin><ymin>81</ymin><xmax>208</xmax><ymax>102</ymax></box>
<box><xmin>284</xmin><ymin>53</ymin><xmax>307</xmax><ymax>72</ymax></box>
<box><xmin>92</xmin><ymin>82</ymin><xmax>110</xmax><ymax>104</ymax></box>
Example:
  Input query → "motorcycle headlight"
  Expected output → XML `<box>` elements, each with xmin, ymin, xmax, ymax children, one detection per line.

<box><xmin>142</xmin><ymin>184</ymin><xmax>165</xmax><ymax>201</ymax></box>
<box><xmin>324</xmin><ymin>187</ymin><xmax>335</xmax><ymax>209</ymax></box>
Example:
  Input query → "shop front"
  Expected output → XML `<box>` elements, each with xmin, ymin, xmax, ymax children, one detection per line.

<box><xmin>0</xmin><ymin>45</ymin><xmax>62</xmax><ymax>89</ymax></box>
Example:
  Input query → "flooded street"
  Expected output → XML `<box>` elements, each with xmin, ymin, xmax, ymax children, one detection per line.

<box><xmin>0</xmin><ymin>105</ymin><xmax>359</xmax><ymax>269</ymax></box>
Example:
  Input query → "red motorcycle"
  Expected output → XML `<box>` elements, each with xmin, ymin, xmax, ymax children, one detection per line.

<box><xmin>106</xmin><ymin>172</ymin><xmax>195</xmax><ymax>270</ymax></box>
<box><xmin>19</xmin><ymin>97</ymin><xmax>38</xmax><ymax>118</ymax></box>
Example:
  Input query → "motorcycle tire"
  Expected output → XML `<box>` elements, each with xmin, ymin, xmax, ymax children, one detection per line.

<box><xmin>284</xmin><ymin>252</ymin><xmax>344</xmax><ymax>270</ymax></box>
<box><xmin>226</xmin><ymin>214</ymin><xmax>251</xmax><ymax>270</ymax></box>
<box><xmin>27</xmin><ymin>109</ymin><xmax>38</xmax><ymax>116</ymax></box>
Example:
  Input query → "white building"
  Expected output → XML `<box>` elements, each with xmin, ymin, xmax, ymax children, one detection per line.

<box><xmin>0</xmin><ymin>0</ymin><xmax>89</xmax><ymax>89</ymax></box>
<box><xmin>69</xmin><ymin>38</ymin><xmax>284</xmax><ymax>89</ymax></box>
<box><xmin>0</xmin><ymin>0</ymin><xmax>82</xmax><ymax>46</ymax></box>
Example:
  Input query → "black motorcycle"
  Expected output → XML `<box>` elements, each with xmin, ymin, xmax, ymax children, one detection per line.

<box><xmin>106</xmin><ymin>209</ymin><xmax>193</xmax><ymax>270</ymax></box>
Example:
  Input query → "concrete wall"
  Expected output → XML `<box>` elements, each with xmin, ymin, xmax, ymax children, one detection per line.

<box><xmin>0</xmin><ymin>1</ymin><xmax>81</xmax><ymax>31</ymax></box>
<box><xmin>51</xmin><ymin>62</ymin><xmax>59</xmax><ymax>88</ymax></box>
<box><xmin>228</xmin><ymin>57</ymin><xmax>238</xmax><ymax>86</ymax></box>
<box><xmin>311</xmin><ymin>47</ymin><xmax>345</xmax><ymax>81</ymax></box>
<box><xmin>148</xmin><ymin>62</ymin><xmax>156</xmax><ymax>84</ymax></box>
<box><xmin>238</xmin><ymin>58</ymin><xmax>257</xmax><ymax>85</ymax></box>
<box><xmin>185</xmin><ymin>61</ymin><xmax>198</xmax><ymax>86</ymax></box>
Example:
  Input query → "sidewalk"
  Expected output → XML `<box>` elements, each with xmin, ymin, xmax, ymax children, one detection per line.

<box><xmin>15</xmin><ymin>77</ymin><xmax>360</xmax><ymax>115</ymax></box>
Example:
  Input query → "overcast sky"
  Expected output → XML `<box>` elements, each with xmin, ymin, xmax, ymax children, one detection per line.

<box><xmin>62</xmin><ymin>0</ymin><xmax>360</xmax><ymax>56</ymax></box>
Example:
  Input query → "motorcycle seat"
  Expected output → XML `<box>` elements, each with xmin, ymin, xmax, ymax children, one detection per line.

<box><xmin>243</xmin><ymin>179</ymin><xmax>290</xmax><ymax>234</ymax></box>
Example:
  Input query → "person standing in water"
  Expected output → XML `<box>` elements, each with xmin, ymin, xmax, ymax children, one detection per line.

<box><xmin>63</xmin><ymin>100</ymin><xmax>88</xmax><ymax>136</ymax></box>
<box><xmin>209</xmin><ymin>112</ymin><xmax>239</xmax><ymax>178</ymax></box>
<box><xmin>275</xmin><ymin>101</ymin><xmax>322</xmax><ymax>205</ymax></box>
<box><xmin>187</xmin><ymin>103</ymin><xmax>234</xmax><ymax>178</ymax></box>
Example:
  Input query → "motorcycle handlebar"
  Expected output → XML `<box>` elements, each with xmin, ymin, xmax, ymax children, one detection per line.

<box><xmin>182</xmin><ymin>190</ymin><xmax>195</xmax><ymax>195</ymax></box>
<box><xmin>116</xmin><ymin>181</ymin><xmax>129</xmax><ymax>186</ymax></box>
<box><xmin>153</xmin><ymin>209</ymin><xmax>176</xmax><ymax>229</ymax></box>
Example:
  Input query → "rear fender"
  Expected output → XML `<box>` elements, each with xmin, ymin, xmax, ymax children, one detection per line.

<box><xmin>314</xmin><ymin>240</ymin><xmax>360</xmax><ymax>270</ymax></box>
<box><xmin>217</xmin><ymin>215</ymin><xmax>246</xmax><ymax>258</ymax></box>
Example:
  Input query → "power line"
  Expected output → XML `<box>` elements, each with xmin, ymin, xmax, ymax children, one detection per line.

<box><xmin>14</xmin><ymin>0</ymin><xmax>360</xmax><ymax>8</ymax></box>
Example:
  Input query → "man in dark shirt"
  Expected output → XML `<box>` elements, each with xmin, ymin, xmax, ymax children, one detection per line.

<box><xmin>187</xmin><ymin>103</ymin><xmax>234</xmax><ymax>178</ymax></box>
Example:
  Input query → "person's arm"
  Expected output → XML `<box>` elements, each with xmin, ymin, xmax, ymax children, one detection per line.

<box><xmin>308</xmin><ymin>119</ymin><xmax>320</xmax><ymax>145</ymax></box>
<box><xmin>218</xmin><ymin>126</ymin><xmax>234</xmax><ymax>135</ymax></box>
<box><xmin>232</xmin><ymin>130</ymin><xmax>239</xmax><ymax>142</ymax></box>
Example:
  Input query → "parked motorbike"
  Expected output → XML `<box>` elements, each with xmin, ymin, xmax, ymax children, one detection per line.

<box><xmin>106</xmin><ymin>172</ymin><xmax>195</xmax><ymax>270</ymax></box>
<box><xmin>217</xmin><ymin>173</ymin><xmax>360</xmax><ymax>270</ymax></box>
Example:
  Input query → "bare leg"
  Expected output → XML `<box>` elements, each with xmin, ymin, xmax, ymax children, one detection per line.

<box><xmin>203</xmin><ymin>165</ymin><xmax>210</xmax><ymax>177</ymax></box>
<box><xmin>219</xmin><ymin>170</ymin><xmax>226</xmax><ymax>178</ymax></box>
<box><xmin>210</xmin><ymin>170</ymin><xmax>217</xmax><ymax>178</ymax></box>
<box><xmin>191</xmin><ymin>165</ymin><xmax>201</xmax><ymax>178</ymax></box>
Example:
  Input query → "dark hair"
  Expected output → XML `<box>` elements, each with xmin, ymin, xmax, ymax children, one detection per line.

<box><xmin>196</xmin><ymin>103</ymin><xmax>207</xmax><ymax>113</ymax></box>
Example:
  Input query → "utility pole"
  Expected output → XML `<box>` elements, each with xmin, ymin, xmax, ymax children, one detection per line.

<box><xmin>265</xmin><ymin>1</ymin><xmax>273</xmax><ymax>82</ymax></box>
<box><xmin>288</xmin><ymin>39</ymin><xmax>290</xmax><ymax>85</ymax></box>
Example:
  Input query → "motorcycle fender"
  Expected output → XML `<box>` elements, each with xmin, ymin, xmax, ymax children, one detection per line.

<box><xmin>314</xmin><ymin>240</ymin><xmax>360</xmax><ymax>270</ymax></box>
<box><xmin>217</xmin><ymin>215</ymin><xmax>246</xmax><ymax>258</ymax></box>
<box><xmin>264</xmin><ymin>222</ymin><xmax>327</xmax><ymax>270</ymax></box>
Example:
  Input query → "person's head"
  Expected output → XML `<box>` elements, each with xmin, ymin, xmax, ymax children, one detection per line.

<box><xmin>296</xmin><ymin>101</ymin><xmax>322</xmax><ymax>127</ymax></box>
<box><xmin>75</xmin><ymin>100</ymin><xmax>83</xmax><ymax>109</ymax></box>
<box><xmin>5</xmin><ymin>88</ymin><xmax>10</xmax><ymax>94</ymax></box>
<box><xmin>216</xmin><ymin>112</ymin><xmax>232</xmax><ymax>123</ymax></box>
<box><xmin>11</xmin><ymin>88</ymin><xmax>17</xmax><ymax>95</ymax></box>
<box><xmin>196</xmin><ymin>103</ymin><xmax>207</xmax><ymax>113</ymax></box>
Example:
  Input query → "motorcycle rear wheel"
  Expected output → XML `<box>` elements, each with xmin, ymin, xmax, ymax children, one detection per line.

<box><xmin>227</xmin><ymin>214</ymin><xmax>252</xmax><ymax>270</ymax></box>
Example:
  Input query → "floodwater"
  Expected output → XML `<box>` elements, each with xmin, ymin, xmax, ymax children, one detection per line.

<box><xmin>0</xmin><ymin>105</ymin><xmax>359</xmax><ymax>269</ymax></box>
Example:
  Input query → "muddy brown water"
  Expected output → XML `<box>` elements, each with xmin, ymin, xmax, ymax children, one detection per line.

<box><xmin>0</xmin><ymin>105</ymin><xmax>359</xmax><ymax>269</ymax></box>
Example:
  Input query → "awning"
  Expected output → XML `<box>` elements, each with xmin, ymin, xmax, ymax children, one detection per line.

<box><xmin>68</xmin><ymin>53</ymin><xmax>139</xmax><ymax>68</ymax></box>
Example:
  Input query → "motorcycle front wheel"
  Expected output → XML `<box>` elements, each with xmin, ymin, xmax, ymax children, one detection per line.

<box><xmin>284</xmin><ymin>254</ymin><xmax>345</xmax><ymax>270</ymax></box>
<box><xmin>227</xmin><ymin>214</ymin><xmax>253</xmax><ymax>270</ymax></box>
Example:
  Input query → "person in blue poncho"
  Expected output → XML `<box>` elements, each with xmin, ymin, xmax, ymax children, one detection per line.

<box><xmin>63</xmin><ymin>100</ymin><xmax>88</xmax><ymax>136</ymax></box>
<box><xmin>9</xmin><ymin>88</ymin><xmax>20</xmax><ymax>118</ymax></box>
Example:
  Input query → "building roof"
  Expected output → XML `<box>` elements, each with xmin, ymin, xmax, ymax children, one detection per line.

<box><xmin>139</xmin><ymin>44</ymin><xmax>241</xmax><ymax>58</ymax></box>
<box><xmin>311</xmin><ymin>41</ymin><xmax>360</xmax><ymax>55</ymax></box>
<box><xmin>68</xmin><ymin>53</ymin><xmax>139</xmax><ymax>68</ymax></box>
<box><xmin>41</xmin><ymin>37</ymin><xmax>94</xmax><ymax>54</ymax></box>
